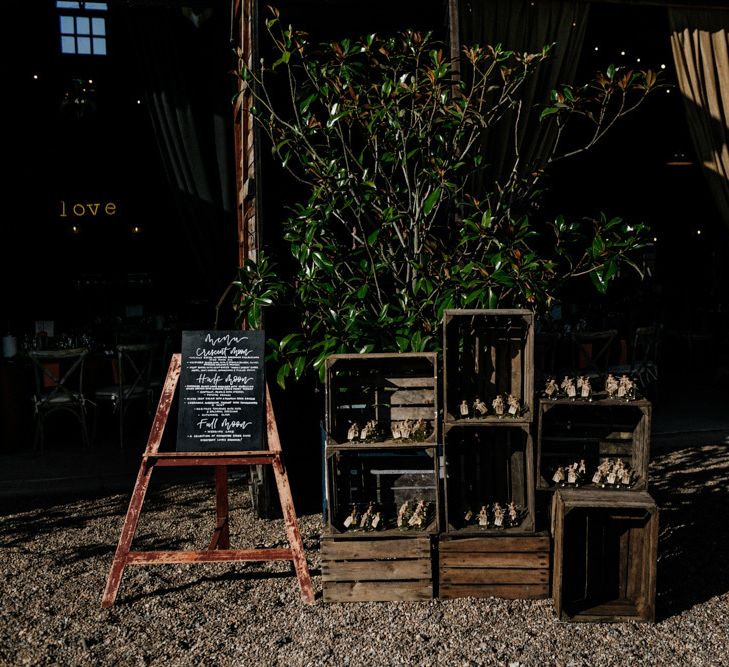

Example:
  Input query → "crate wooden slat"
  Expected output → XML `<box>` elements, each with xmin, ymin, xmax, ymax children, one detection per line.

<box><xmin>324</xmin><ymin>446</ymin><xmax>440</xmax><ymax>536</ymax></box>
<box><xmin>443</xmin><ymin>425</ymin><xmax>535</xmax><ymax>533</ymax></box>
<box><xmin>536</xmin><ymin>398</ymin><xmax>651</xmax><ymax>492</ymax></box>
<box><xmin>325</xmin><ymin>353</ymin><xmax>438</xmax><ymax>447</ymax></box>
<box><xmin>321</xmin><ymin>536</ymin><xmax>434</xmax><ymax>602</ymax></box>
<box><xmin>552</xmin><ymin>489</ymin><xmax>658</xmax><ymax>623</ymax></box>
<box><xmin>443</xmin><ymin>309</ymin><xmax>534</xmax><ymax>424</ymax></box>
<box><xmin>438</xmin><ymin>534</ymin><xmax>551</xmax><ymax>599</ymax></box>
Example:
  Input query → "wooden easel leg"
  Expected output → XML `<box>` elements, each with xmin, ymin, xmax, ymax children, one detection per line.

<box><xmin>101</xmin><ymin>458</ymin><xmax>155</xmax><ymax>608</ymax></box>
<box><xmin>271</xmin><ymin>454</ymin><xmax>315</xmax><ymax>604</ymax></box>
<box><xmin>208</xmin><ymin>465</ymin><xmax>230</xmax><ymax>550</ymax></box>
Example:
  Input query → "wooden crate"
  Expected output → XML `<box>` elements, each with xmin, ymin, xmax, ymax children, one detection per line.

<box><xmin>536</xmin><ymin>398</ymin><xmax>651</xmax><ymax>492</ymax></box>
<box><xmin>321</xmin><ymin>535</ymin><xmax>433</xmax><ymax>602</ymax></box>
<box><xmin>325</xmin><ymin>353</ymin><xmax>438</xmax><ymax>447</ymax></box>
<box><xmin>552</xmin><ymin>489</ymin><xmax>658</xmax><ymax>623</ymax></box>
<box><xmin>324</xmin><ymin>446</ymin><xmax>440</xmax><ymax>536</ymax></box>
<box><xmin>438</xmin><ymin>534</ymin><xmax>551</xmax><ymax>599</ymax></box>
<box><xmin>443</xmin><ymin>309</ymin><xmax>534</xmax><ymax>424</ymax></box>
<box><xmin>443</xmin><ymin>425</ymin><xmax>535</xmax><ymax>533</ymax></box>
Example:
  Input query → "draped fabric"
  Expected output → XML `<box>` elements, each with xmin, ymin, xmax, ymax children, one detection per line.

<box><xmin>459</xmin><ymin>0</ymin><xmax>589</xmax><ymax>191</ymax></box>
<box><xmin>669</xmin><ymin>9</ymin><xmax>729</xmax><ymax>231</ymax></box>
<box><xmin>124</xmin><ymin>6</ymin><xmax>238</xmax><ymax>303</ymax></box>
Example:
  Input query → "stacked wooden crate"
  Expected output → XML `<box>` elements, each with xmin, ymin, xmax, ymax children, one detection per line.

<box><xmin>536</xmin><ymin>394</ymin><xmax>657</xmax><ymax>622</ymax></box>
<box><xmin>321</xmin><ymin>353</ymin><xmax>439</xmax><ymax>602</ymax></box>
<box><xmin>438</xmin><ymin>310</ymin><xmax>550</xmax><ymax>600</ymax></box>
<box><xmin>551</xmin><ymin>489</ymin><xmax>658</xmax><ymax>622</ymax></box>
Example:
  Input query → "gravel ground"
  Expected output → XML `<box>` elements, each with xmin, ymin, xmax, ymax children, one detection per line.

<box><xmin>2</xmin><ymin>438</ymin><xmax>729</xmax><ymax>667</ymax></box>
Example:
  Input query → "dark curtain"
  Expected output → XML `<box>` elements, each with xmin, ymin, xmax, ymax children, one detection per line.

<box><xmin>459</xmin><ymin>0</ymin><xmax>589</xmax><ymax>190</ymax></box>
<box><xmin>125</xmin><ymin>5</ymin><xmax>238</xmax><ymax>312</ymax></box>
<box><xmin>670</xmin><ymin>9</ymin><xmax>729</xmax><ymax>232</ymax></box>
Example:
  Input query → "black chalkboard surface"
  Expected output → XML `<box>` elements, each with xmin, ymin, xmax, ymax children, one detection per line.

<box><xmin>176</xmin><ymin>330</ymin><xmax>266</xmax><ymax>452</ymax></box>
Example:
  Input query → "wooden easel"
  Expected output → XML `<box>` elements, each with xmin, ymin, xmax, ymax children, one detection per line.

<box><xmin>101</xmin><ymin>353</ymin><xmax>315</xmax><ymax>607</ymax></box>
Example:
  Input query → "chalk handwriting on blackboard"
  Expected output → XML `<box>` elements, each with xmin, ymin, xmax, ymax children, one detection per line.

<box><xmin>177</xmin><ymin>331</ymin><xmax>265</xmax><ymax>452</ymax></box>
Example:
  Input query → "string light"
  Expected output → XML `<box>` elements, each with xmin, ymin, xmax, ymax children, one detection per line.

<box><xmin>620</xmin><ymin>50</ymin><xmax>626</xmax><ymax>56</ymax></box>
<box><xmin>594</xmin><ymin>46</ymin><xmax>599</xmax><ymax>52</ymax></box>
<box><xmin>131</xmin><ymin>226</ymin><xmax>141</xmax><ymax>234</ymax></box>
<box><xmin>660</xmin><ymin>64</ymin><xmax>667</xmax><ymax>69</ymax></box>
<box><xmin>636</xmin><ymin>58</ymin><xmax>641</xmax><ymax>63</ymax></box>
<box><xmin>33</xmin><ymin>74</ymin><xmax>39</xmax><ymax>80</ymax></box>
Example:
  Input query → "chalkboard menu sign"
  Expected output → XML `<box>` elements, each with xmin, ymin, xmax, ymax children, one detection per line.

<box><xmin>177</xmin><ymin>330</ymin><xmax>266</xmax><ymax>452</ymax></box>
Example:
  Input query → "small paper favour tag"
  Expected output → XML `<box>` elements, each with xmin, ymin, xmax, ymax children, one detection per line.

<box><xmin>371</xmin><ymin>514</ymin><xmax>380</xmax><ymax>528</ymax></box>
<box><xmin>343</xmin><ymin>515</ymin><xmax>353</xmax><ymax>528</ymax></box>
<box><xmin>581</xmin><ymin>385</ymin><xmax>590</xmax><ymax>398</ymax></box>
<box><xmin>592</xmin><ymin>471</ymin><xmax>602</xmax><ymax>484</ymax></box>
<box><xmin>508</xmin><ymin>405</ymin><xmax>517</xmax><ymax>415</ymax></box>
<box><xmin>567</xmin><ymin>385</ymin><xmax>577</xmax><ymax>398</ymax></box>
<box><xmin>494</xmin><ymin>515</ymin><xmax>503</xmax><ymax>527</ymax></box>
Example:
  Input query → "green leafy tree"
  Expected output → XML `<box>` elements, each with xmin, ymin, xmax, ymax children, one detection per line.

<box><xmin>235</xmin><ymin>9</ymin><xmax>661</xmax><ymax>387</ymax></box>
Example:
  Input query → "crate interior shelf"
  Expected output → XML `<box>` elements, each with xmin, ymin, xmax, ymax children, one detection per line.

<box><xmin>443</xmin><ymin>309</ymin><xmax>534</xmax><ymax>424</ymax></box>
<box><xmin>325</xmin><ymin>352</ymin><xmax>438</xmax><ymax>447</ymax></box>
<box><xmin>536</xmin><ymin>398</ymin><xmax>651</xmax><ymax>492</ymax></box>
<box><xmin>443</xmin><ymin>425</ymin><xmax>535</xmax><ymax>533</ymax></box>
<box><xmin>552</xmin><ymin>489</ymin><xmax>658</xmax><ymax>623</ymax></box>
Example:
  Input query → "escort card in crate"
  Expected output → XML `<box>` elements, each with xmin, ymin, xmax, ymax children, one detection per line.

<box><xmin>324</xmin><ymin>353</ymin><xmax>438</xmax><ymax>448</ymax></box>
<box><xmin>536</xmin><ymin>397</ymin><xmax>651</xmax><ymax>492</ymax></box>
<box><xmin>443</xmin><ymin>310</ymin><xmax>535</xmax><ymax>425</ymax></box>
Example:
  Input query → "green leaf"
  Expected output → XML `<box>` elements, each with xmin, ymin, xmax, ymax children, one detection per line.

<box><xmin>276</xmin><ymin>364</ymin><xmax>291</xmax><ymax>390</ymax></box>
<box><xmin>293</xmin><ymin>355</ymin><xmax>306</xmax><ymax>380</ymax></box>
<box><xmin>423</xmin><ymin>187</ymin><xmax>442</xmax><ymax>216</ymax></box>
<box><xmin>299</xmin><ymin>93</ymin><xmax>317</xmax><ymax>114</ymax></box>
<box><xmin>539</xmin><ymin>107</ymin><xmax>559</xmax><ymax>122</ymax></box>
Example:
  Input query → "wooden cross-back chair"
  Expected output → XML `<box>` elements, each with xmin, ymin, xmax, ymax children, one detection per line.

<box><xmin>28</xmin><ymin>347</ymin><xmax>90</xmax><ymax>451</ymax></box>
<box><xmin>570</xmin><ymin>329</ymin><xmax>617</xmax><ymax>380</ymax></box>
<box><xmin>94</xmin><ymin>342</ymin><xmax>157</xmax><ymax>448</ymax></box>
<box><xmin>609</xmin><ymin>324</ymin><xmax>661</xmax><ymax>398</ymax></box>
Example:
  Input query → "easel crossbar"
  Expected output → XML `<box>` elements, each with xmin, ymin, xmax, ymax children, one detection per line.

<box><xmin>126</xmin><ymin>548</ymin><xmax>294</xmax><ymax>564</ymax></box>
<box><xmin>151</xmin><ymin>455</ymin><xmax>276</xmax><ymax>467</ymax></box>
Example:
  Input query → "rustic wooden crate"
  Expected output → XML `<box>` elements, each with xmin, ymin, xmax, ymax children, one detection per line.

<box><xmin>324</xmin><ymin>446</ymin><xmax>440</xmax><ymax>536</ymax></box>
<box><xmin>552</xmin><ymin>489</ymin><xmax>658</xmax><ymax>623</ymax></box>
<box><xmin>443</xmin><ymin>425</ymin><xmax>535</xmax><ymax>533</ymax></box>
<box><xmin>438</xmin><ymin>533</ymin><xmax>551</xmax><ymax>599</ymax></box>
<box><xmin>443</xmin><ymin>309</ymin><xmax>534</xmax><ymax>424</ymax></box>
<box><xmin>325</xmin><ymin>353</ymin><xmax>438</xmax><ymax>447</ymax></box>
<box><xmin>536</xmin><ymin>398</ymin><xmax>651</xmax><ymax>492</ymax></box>
<box><xmin>321</xmin><ymin>535</ymin><xmax>434</xmax><ymax>602</ymax></box>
